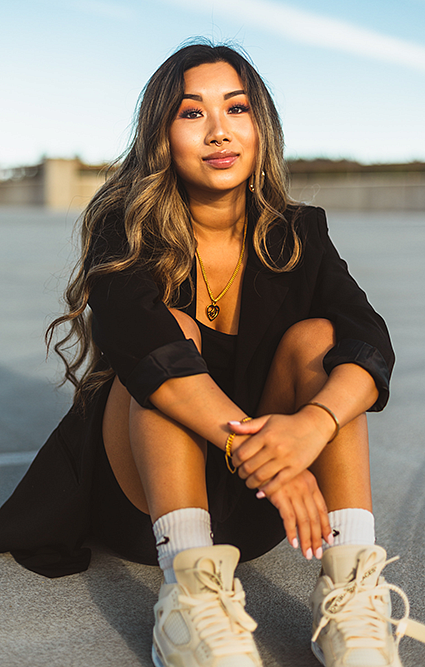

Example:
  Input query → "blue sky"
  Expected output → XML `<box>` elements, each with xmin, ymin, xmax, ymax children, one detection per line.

<box><xmin>1</xmin><ymin>0</ymin><xmax>425</xmax><ymax>168</ymax></box>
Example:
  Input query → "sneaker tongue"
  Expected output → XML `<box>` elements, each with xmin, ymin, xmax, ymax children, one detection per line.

<box><xmin>173</xmin><ymin>545</ymin><xmax>240</xmax><ymax>594</ymax></box>
<box><xmin>322</xmin><ymin>545</ymin><xmax>387</xmax><ymax>586</ymax></box>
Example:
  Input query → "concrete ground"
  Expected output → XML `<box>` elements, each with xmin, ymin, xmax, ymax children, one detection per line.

<box><xmin>1</xmin><ymin>207</ymin><xmax>425</xmax><ymax>666</ymax></box>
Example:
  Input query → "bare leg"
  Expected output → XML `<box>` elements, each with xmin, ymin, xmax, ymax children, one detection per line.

<box><xmin>257</xmin><ymin>318</ymin><xmax>373</xmax><ymax>512</ymax></box>
<box><xmin>102</xmin><ymin>310</ymin><xmax>208</xmax><ymax>522</ymax></box>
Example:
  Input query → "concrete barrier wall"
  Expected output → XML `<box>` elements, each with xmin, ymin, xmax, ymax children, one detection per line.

<box><xmin>289</xmin><ymin>172</ymin><xmax>425</xmax><ymax>210</ymax></box>
<box><xmin>0</xmin><ymin>159</ymin><xmax>107</xmax><ymax>210</ymax></box>
<box><xmin>1</xmin><ymin>159</ymin><xmax>425</xmax><ymax>210</ymax></box>
<box><xmin>0</xmin><ymin>170</ymin><xmax>44</xmax><ymax>206</ymax></box>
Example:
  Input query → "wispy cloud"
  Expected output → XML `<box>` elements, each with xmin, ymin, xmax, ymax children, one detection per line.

<box><xmin>163</xmin><ymin>0</ymin><xmax>425</xmax><ymax>72</ymax></box>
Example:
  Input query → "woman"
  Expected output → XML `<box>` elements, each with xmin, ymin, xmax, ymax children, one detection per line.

<box><xmin>1</xmin><ymin>42</ymin><xmax>423</xmax><ymax>667</ymax></box>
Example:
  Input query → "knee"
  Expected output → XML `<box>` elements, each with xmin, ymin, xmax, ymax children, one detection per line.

<box><xmin>281</xmin><ymin>318</ymin><xmax>335</xmax><ymax>358</ymax></box>
<box><xmin>287</xmin><ymin>318</ymin><xmax>335</xmax><ymax>346</ymax></box>
<box><xmin>168</xmin><ymin>308</ymin><xmax>202</xmax><ymax>352</ymax></box>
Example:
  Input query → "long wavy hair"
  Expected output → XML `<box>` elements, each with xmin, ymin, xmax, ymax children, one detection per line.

<box><xmin>46</xmin><ymin>41</ymin><xmax>301</xmax><ymax>405</ymax></box>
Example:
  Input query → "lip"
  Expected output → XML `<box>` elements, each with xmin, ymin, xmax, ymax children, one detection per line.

<box><xmin>202</xmin><ymin>151</ymin><xmax>239</xmax><ymax>168</ymax></box>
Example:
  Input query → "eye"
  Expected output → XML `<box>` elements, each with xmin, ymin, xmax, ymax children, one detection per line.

<box><xmin>228</xmin><ymin>103</ymin><xmax>250</xmax><ymax>114</ymax></box>
<box><xmin>178</xmin><ymin>107</ymin><xmax>203</xmax><ymax>119</ymax></box>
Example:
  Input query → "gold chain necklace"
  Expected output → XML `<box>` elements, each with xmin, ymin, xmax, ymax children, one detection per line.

<box><xmin>195</xmin><ymin>219</ymin><xmax>248</xmax><ymax>322</ymax></box>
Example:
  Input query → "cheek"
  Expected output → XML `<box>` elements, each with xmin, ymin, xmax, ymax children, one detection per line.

<box><xmin>169</xmin><ymin>135</ymin><xmax>183</xmax><ymax>166</ymax></box>
<box><xmin>245</xmin><ymin>126</ymin><xmax>259</xmax><ymax>168</ymax></box>
<box><xmin>239</xmin><ymin>118</ymin><xmax>258</xmax><ymax>155</ymax></box>
<box><xmin>170</xmin><ymin>129</ymin><xmax>197</xmax><ymax>171</ymax></box>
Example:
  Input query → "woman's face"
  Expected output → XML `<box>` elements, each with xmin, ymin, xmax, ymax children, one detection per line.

<box><xmin>169</xmin><ymin>61</ymin><xmax>258</xmax><ymax>199</ymax></box>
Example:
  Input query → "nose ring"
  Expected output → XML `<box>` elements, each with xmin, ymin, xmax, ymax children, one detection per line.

<box><xmin>212</xmin><ymin>139</ymin><xmax>223</xmax><ymax>146</ymax></box>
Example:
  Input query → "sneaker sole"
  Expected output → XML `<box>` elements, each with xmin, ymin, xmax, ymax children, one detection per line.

<box><xmin>311</xmin><ymin>638</ymin><xmax>404</xmax><ymax>667</ymax></box>
<box><xmin>311</xmin><ymin>640</ymin><xmax>325</xmax><ymax>666</ymax></box>
<box><xmin>151</xmin><ymin>643</ymin><xmax>165</xmax><ymax>667</ymax></box>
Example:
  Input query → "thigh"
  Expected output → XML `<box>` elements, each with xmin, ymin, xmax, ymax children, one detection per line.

<box><xmin>90</xmin><ymin>376</ymin><xmax>158</xmax><ymax>564</ymax></box>
<box><xmin>91</xmin><ymin>425</ymin><xmax>158</xmax><ymax>565</ymax></box>
<box><xmin>102</xmin><ymin>375</ymin><xmax>149</xmax><ymax>513</ymax></box>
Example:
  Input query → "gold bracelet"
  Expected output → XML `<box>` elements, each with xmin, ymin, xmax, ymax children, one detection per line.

<box><xmin>225</xmin><ymin>417</ymin><xmax>252</xmax><ymax>474</ymax></box>
<box><xmin>300</xmin><ymin>402</ymin><xmax>340</xmax><ymax>442</ymax></box>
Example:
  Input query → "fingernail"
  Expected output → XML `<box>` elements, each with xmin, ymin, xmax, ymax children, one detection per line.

<box><xmin>305</xmin><ymin>548</ymin><xmax>313</xmax><ymax>560</ymax></box>
<box><xmin>291</xmin><ymin>538</ymin><xmax>299</xmax><ymax>549</ymax></box>
<box><xmin>256</xmin><ymin>490</ymin><xmax>266</xmax><ymax>499</ymax></box>
<box><xmin>315</xmin><ymin>547</ymin><xmax>323</xmax><ymax>560</ymax></box>
<box><xmin>228</xmin><ymin>421</ymin><xmax>241</xmax><ymax>426</ymax></box>
<box><xmin>327</xmin><ymin>532</ymin><xmax>334</xmax><ymax>546</ymax></box>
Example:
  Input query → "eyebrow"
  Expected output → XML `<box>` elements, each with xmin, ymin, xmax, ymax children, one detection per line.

<box><xmin>182</xmin><ymin>89</ymin><xmax>246</xmax><ymax>102</ymax></box>
<box><xmin>224</xmin><ymin>89</ymin><xmax>245</xmax><ymax>100</ymax></box>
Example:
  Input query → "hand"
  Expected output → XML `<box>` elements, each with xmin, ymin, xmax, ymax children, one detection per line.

<box><xmin>256</xmin><ymin>469</ymin><xmax>333</xmax><ymax>559</ymax></box>
<box><xmin>230</xmin><ymin>412</ymin><xmax>332</xmax><ymax>495</ymax></box>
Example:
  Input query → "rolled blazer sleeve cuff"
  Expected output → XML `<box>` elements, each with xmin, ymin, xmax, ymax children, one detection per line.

<box><xmin>323</xmin><ymin>339</ymin><xmax>390</xmax><ymax>412</ymax></box>
<box><xmin>125</xmin><ymin>339</ymin><xmax>209</xmax><ymax>408</ymax></box>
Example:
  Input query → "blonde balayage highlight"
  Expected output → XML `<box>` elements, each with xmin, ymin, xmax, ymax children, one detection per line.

<box><xmin>46</xmin><ymin>42</ymin><xmax>301</xmax><ymax>405</ymax></box>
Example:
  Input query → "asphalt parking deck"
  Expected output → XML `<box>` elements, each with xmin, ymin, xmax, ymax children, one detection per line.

<box><xmin>1</xmin><ymin>208</ymin><xmax>425</xmax><ymax>666</ymax></box>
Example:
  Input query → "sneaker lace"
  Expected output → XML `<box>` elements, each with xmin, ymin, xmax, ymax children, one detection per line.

<box><xmin>170</xmin><ymin>568</ymin><xmax>257</xmax><ymax>657</ymax></box>
<box><xmin>312</xmin><ymin>554</ymin><xmax>425</xmax><ymax>651</ymax></box>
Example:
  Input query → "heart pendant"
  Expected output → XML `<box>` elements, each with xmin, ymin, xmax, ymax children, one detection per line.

<box><xmin>206</xmin><ymin>304</ymin><xmax>220</xmax><ymax>321</ymax></box>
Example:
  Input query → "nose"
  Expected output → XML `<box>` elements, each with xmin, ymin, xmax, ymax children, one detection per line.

<box><xmin>205</xmin><ymin>112</ymin><xmax>231</xmax><ymax>146</ymax></box>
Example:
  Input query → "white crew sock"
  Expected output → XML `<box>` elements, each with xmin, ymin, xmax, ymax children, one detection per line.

<box><xmin>324</xmin><ymin>508</ymin><xmax>375</xmax><ymax>550</ymax></box>
<box><xmin>152</xmin><ymin>507</ymin><xmax>213</xmax><ymax>583</ymax></box>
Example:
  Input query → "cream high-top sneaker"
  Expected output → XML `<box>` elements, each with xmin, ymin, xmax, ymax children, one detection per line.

<box><xmin>152</xmin><ymin>545</ymin><xmax>262</xmax><ymax>667</ymax></box>
<box><xmin>310</xmin><ymin>545</ymin><xmax>425</xmax><ymax>667</ymax></box>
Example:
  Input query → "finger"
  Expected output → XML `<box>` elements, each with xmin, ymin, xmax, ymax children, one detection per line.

<box><xmin>239</xmin><ymin>446</ymin><xmax>282</xmax><ymax>480</ymax></box>
<box><xmin>303</xmin><ymin>471</ymin><xmax>332</xmax><ymax>548</ymax></box>
<box><xmin>239</xmin><ymin>452</ymin><xmax>280</xmax><ymax>484</ymax></box>
<box><xmin>272</xmin><ymin>494</ymin><xmax>298</xmax><ymax>550</ymax></box>
<box><xmin>313</xmin><ymin>488</ymin><xmax>333</xmax><ymax>546</ymax></box>
<box><xmin>290</xmin><ymin>497</ymin><xmax>313</xmax><ymax>560</ymax></box>
<box><xmin>259</xmin><ymin>467</ymin><xmax>299</xmax><ymax>495</ymax></box>
<box><xmin>228</xmin><ymin>415</ymin><xmax>269</xmax><ymax>435</ymax></box>
<box><xmin>302</xmin><ymin>492</ymin><xmax>324</xmax><ymax>559</ymax></box>
<box><xmin>231</xmin><ymin>431</ymin><xmax>266</xmax><ymax>468</ymax></box>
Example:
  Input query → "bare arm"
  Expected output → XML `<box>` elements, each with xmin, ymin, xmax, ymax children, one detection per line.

<box><xmin>232</xmin><ymin>362</ymin><xmax>379</xmax><ymax>494</ymax></box>
<box><xmin>147</xmin><ymin>361</ymin><xmax>377</xmax><ymax>467</ymax></box>
<box><xmin>148</xmin><ymin>372</ymin><xmax>248</xmax><ymax>450</ymax></box>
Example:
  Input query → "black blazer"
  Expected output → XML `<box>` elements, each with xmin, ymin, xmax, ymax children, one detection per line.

<box><xmin>89</xmin><ymin>204</ymin><xmax>393</xmax><ymax>415</ymax></box>
<box><xmin>0</xmin><ymin>205</ymin><xmax>394</xmax><ymax>577</ymax></box>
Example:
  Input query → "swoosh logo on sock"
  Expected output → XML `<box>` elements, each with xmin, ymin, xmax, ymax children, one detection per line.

<box><xmin>156</xmin><ymin>536</ymin><xmax>170</xmax><ymax>547</ymax></box>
